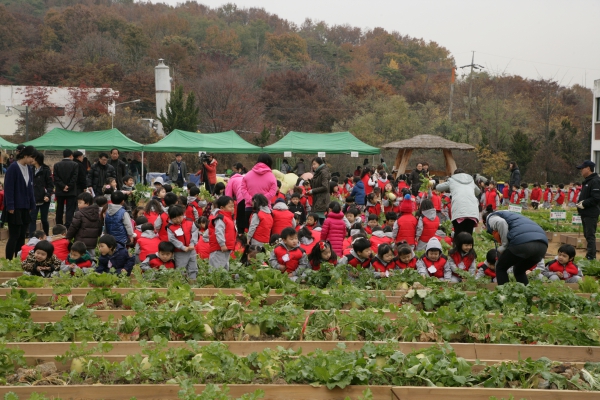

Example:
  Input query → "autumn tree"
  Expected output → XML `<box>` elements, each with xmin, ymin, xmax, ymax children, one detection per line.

<box><xmin>266</xmin><ymin>32</ymin><xmax>310</xmax><ymax>66</ymax></box>
<box><xmin>158</xmin><ymin>85</ymin><xmax>200</xmax><ymax>134</ymax></box>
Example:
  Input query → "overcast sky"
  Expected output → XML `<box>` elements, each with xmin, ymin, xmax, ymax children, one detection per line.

<box><xmin>148</xmin><ymin>0</ymin><xmax>600</xmax><ymax>88</ymax></box>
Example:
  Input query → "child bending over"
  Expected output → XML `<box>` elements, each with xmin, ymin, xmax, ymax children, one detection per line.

<box><xmin>19</xmin><ymin>230</ymin><xmax>46</xmax><ymax>261</ymax></box>
<box><xmin>141</xmin><ymin>241</ymin><xmax>176</xmax><ymax>271</ymax></box>
<box><xmin>476</xmin><ymin>249</ymin><xmax>497</xmax><ymax>282</ymax></box>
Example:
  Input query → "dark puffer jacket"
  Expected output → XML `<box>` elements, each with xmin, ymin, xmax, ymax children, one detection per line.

<box><xmin>486</xmin><ymin>211</ymin><xmax>548</xmax><ymax>247</ymax></box>
<box><xmin>96</xmin><ymin>243</ymin><xmax>134</xmax><ymax>275</ymax></box>
<box><xmin>310</xmin><ymin>163</ymin><xmax>331</xmax><ymax>214</ymax></box>
<box><xmin>87</xmin><ymin>162</ymin><xmax>116</xmax><ymax>196</ymax></box>
<box><xmin>66</xmin><ymin>204</ymin><xmax>103</xmax><ymax>249</ymax></box>
<box><xmin>33</xmin><ymin>164</ymin><xmax>54</xmax><ymax>204</ymax></box>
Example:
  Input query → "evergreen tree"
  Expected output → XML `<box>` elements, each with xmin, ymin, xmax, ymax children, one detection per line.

<box><xmin>158</xmin><ymin>86</ymin><xmax>200</xmax><ymax>134</ymax></box>
<box><xmin>509</xmin><ymin>130</ymin><xmax>534</xmax><ymax>176</ymax></box>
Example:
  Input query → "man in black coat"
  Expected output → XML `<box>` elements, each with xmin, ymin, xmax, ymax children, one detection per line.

<box><xmin>87</xmin><ymin>153</ymin><xmax>116</xmax><ymax>197</ymax></box>
<box><xmin>53</xmin><ymin>149</ymin><xmax>79</xmax><ymax>228</ymax></box>
<box><xmin>72</xmin><ymin>150</ymin><xmax>88</xmax><ymax>196</ymax></box>
<box><xmin>109</xmin><ymin>148</ymin><xmax>127</xmax><ymax>187</ymax></box>
<box><xmin>576</xmin><ymin>160</ymin><xmax>600</xmax><ymax>260</ymax></box>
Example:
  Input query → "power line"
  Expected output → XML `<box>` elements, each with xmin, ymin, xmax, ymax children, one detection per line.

<box><xmin>475</xmin><ymin>51</ymin><xmax>600</xmax><ymax>72</ymax></box>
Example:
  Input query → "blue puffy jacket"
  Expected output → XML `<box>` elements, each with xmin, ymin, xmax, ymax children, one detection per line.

<box><xmin>105</xmin><ymin>206</ymin><xmax>128</xmax><ymax>245</ymax></box>
<box><xmin>486</xmin><ymin>211</ymin><xmax>548</xmax><ymax>246</ymax></box>
<box><xmin>350</xmin><ymin>180</ymin><xmax>366</xmax><ymax>205</ymax></box>
<box><xmin>96</xmin><ymin>243</ymin><xmax>134</xmax><ymax>275</ymax></box>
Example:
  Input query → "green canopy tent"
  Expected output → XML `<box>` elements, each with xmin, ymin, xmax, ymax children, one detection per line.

<box><xmin>0</xmin><ymin>136</ymin><xmax>18</xmax><ymax>150</ymax></box>
<box><xmin>23</xmin><ymin>128</ymin><xmax>143</xmax><ymax>151</ymax></box>
<box><xmin>262</xmin><ymin>131</ymin><xmax>380</xmax><ymax>155</ymax></box>
<box><xmin>142</xmin><ymin>129</ymin><xmax>262</xmax><ymax>153</ymax></box>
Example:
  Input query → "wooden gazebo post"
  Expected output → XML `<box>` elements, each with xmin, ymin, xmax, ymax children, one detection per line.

<box><xmin>383</xmin><ymin>135</ymin><xmax>475</xmax><ymax>178</ymax></box>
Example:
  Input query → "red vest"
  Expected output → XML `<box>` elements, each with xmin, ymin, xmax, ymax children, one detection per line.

<box><xmin>371</xmin><ymin>257</ymin><xmax>394</xmax><ymax>273</ymax></box>
<box><xmin>485</xmin><ymin>190</ymin><xmax>498</xmax><ymax>210</ymax></box>
<box><xmin>310</xmin><ymin>257</ymin><xmax>337</xmax><ymax>271</ymax></box>
<box><xmin>420</xmin><ymin>255</ymin><xmax>447</xmax><ymax>279</ymax></box>
<box><xmin>510</xmin><ymin>191</ymin><xmax>520</xmax><ymax>204</ymax></box>
<box><xmin>144</xmin><ymin>211</ymin><xmax>160</xmax><ymax>226</ymax></box>
<box><xmin>369</xmin><ymin>234</ymin><xmax>392</xmax><ymax>253</ymax></box>
<box><xmin>209</xmin><ymin>211</ymin><xmax>236</xmax><ymax>252</ymax></box>
<box><xmin>157</xmin><ymin>212</ymin><xmax>170</xmax><ymax>242</ymax></box>
<box><xmin>543</xmin><ymin>188</ymin><xmax>552</xmax><ymax>202</ymax></box>
<box><xmin>185</xmin><ymin>199</ymin><xmax>203</xmax><ymax>222</ymax></box>
<box><xmin>145</xmin><ymin>254</ymin><xmax>175</xmax><ymax>269</ymax></box>
<box><xmin>502</xmin><ymin>186</ymin><xmax>509</xmax><ymax>199</ymax></box>
<box><xmin>270</xmin><ymin>192</ymin><xmax>286</xmax><ymax>205</ymax></box>
<box><xmin>167</xmin><ymin>220</ymin><xmax>194</xmax><ymax>250</ymax></box>
<box><xmin>451</xmin><ymin>251</ymin><xmax>475</xmax><ymax>277</ymax></box>
<box><xmin>574</xmin><ymin>187</ymin><xmax>581</xmax><ymax>202</ymax></box>
<box><xmin>397</xmin><ymin>257</ymin><xmax>417</xmax><ymax>270</ymax></box>
<box><xmin>420</xmin><ymin>216</ymin><xmax>439</xmax><ymax>244</ymax></box>
<box><xmin>195</xmin><ymin>239</ymin><xmax>210</xmax><ymax>259</ymax></box>
<box><xmin>430</xmin><ymin>194</ymin><xmax>442</xmax><ymax>211</ymax></box>
<box><xmin>530</xmin><ymin>188</ymin><xmax>542</xmax><ymax>202</ymax></box>
<box><xmin>252</xmin><ymin>210</ymin><xmax>273</xmax><ymax>243</ymax></box>
<box><xmin>477</xmin><ymin>262</ymin><xmax>496</xmax><ymax>279</ymax></box>
<box><xmin>273</xmin><ymin>244</ymin><xmax>305</xmax><ymax>273</ymax></box>
<box><xmin>345</xmin><ymin>253</ymin><xmax>371</xmax><ymax>268</ymax></box>
<box><xmin>272</xmin><ymin>209</ymin><xmax>294</xmax><ymax>235</ymax></box>
<box><xmin>367</xmin><ymin>203</ymin><xmax>381</xmax><ymax>218</ymax></box>
<box><xmin>52</xmin><ymin>238</ymin><xmax>70</xmax><ymax>262</ymax></box>
<box><xmin>546</xmin><ymin>260</ymin><xmax>579</xmax><ymax>277</ymax></box>
<box><xmin>137</xmin><ymin>235</ymin><xmax>160</xmax><ymax>261</ymax></box>
<box><xmin>362</xmin><ymin>174</ymin><xmax>373</xmax><ymax>196</ymax></box>
<box><xmin>395</xmin><ymin>214</ymin><xmax>417</xmax><ymax>245</ymax></box>
<box><xmin>556</xmin><ymin>191</ymin><xmax>565</xmax><ymax>205</ymax></box>
<box><xmin>20</xmin><ymin>244</ymin><xmax>34</xmax><ymax>261</ymax></box>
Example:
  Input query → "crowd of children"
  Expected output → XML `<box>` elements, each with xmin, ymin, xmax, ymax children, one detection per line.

<box><xmin>19</xmin><ymin>168</ymin><xmax>584</xmax><ymax>284</ymax></box>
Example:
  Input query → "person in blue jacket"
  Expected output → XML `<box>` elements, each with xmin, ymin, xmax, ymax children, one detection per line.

<box><xmin>350</xmin><ymin>176</ymin><xmax>366</xmax><ymax>208</ymax></box>
<box><xmin>3</xmin><ymin>145</ymin><xmax>37</xmax><ymax>260</ymax></box>
<box><xmin>482</xmin><ymin>205</ymin><xmax>548</xmax><ymax>285</ymax></box>
<box><xmin>96</xmin><ymin>234</ymin><xmax>134</xmax><ymax>276</ymax></box>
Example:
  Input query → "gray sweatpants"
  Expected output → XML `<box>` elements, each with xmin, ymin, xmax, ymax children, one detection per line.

<box><xmin>174</xmin><ymin>250</ymin><xmax>198</xmax><ymax>280</ymax></box>
<box><xmin>209</xmin><ymin>250</ymin><xmax>231</xmax><ymax>270</ymax></box>
<box><xmin>548</xmin><ymin>275</ymin><xmax>581</xmax><ymax>283</ymax></box>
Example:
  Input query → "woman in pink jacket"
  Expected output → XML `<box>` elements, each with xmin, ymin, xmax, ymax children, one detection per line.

<box><xmin>225</xmin><ymin>163</ymin><xmax>247</xmax><ymax>232</ymax></box>
<box><xmin>240</xmin><ymin>154</ymin><xmax>278</xmax><ymax>228</ymax></box>
<box><xmin>320</xmin><ymin>201</ymin><xmax>347</xmax><ymax>257</ymax></box>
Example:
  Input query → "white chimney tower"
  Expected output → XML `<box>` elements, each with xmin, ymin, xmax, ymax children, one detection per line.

<box><xmin>155</xmin><ymin>59</ymin><xmax>171</xmax><ymax>135</ymax></box>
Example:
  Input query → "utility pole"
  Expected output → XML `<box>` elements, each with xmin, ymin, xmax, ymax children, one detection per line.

<box><xmin>459</xmin><ymin>51</ymin><xmax>485</xmax><ymax>120</ymax></box>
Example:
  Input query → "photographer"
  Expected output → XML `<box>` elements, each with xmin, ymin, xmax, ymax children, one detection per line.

<box><xmin>196</xmin><ymin>153</ymin><xmax>217</xmax><ymax>193</ymax></box>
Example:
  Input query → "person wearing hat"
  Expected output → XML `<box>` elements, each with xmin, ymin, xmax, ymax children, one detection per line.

<box><xmin>168</xmin><ymin>154</ymin><xmax>188</xmax><ymax>188</ymax></box>
<box><xmin>576</xmin><ymin>160</ymin><xmax>600</xmax><ymax>260</ymax></box>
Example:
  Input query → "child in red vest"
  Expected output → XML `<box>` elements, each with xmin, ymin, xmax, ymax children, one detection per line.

<box><xmin>247</xmin><ymin>194</ymin><xmax>273</xmax><ymax>247</ymax></box>
<box><xmin>298</xmin><ymin>227</ymin><xmax>320</xmax><ymax>254</ymax></box>
<box><xmin>482</xmin><ymin>182</ymin><xmax>500</xmax><ymax>211</ymax></box>
<box><xmin>567</xmin><ymin>182</ymin><xmax>577</xmax><ymax>207</ymax></box>
<box><xmin>19</xmin><ymin>230</ymin><xmax>46</xmax><ymax>261</ymax></box>
<box><xmin>135</xmin><ymin>223</ymin><xmax>160</xmax><ymax>264</ymax></box>
<box><xmin>370</xmin><ymin>244</ymin><xmax>397</xmax><ymax>278</ymax></box>
<box><xmin>186</xmin><ymin>186</ymin><xmax>207</xmax><ymax>222</ymax></box>
<box><xmin>272</xmin><ymin>198</ymin><xmax>296</xmax><ymax>235</ymax></box>
<box><xmin>307</xmin><ymin>240</ymin><xmax>338</xmax><ymax>270</ymax></box>
<box><xmin>530</xmin><ymin>183</ymin><xmax>542</xmax><ymax>210</ymax></box>
<box><xmin>338</xmin><ymin>237</ymin><xmax>373</xmax><ymax>276</ymax></box>
<box><xmin>50</xmin><ymin>224</ymin><xmax>70</xmax><ymax>262</ymax></box>
<box><xmin>368</xmin><ymin>226</ymin><xmax>393</xmax><ymax>254</ymax></box>
<box><xmin>270</xmin><ymin>181</ymin><xmax>286</xmax><ymax>206</ymax></box>
<box><xmin>364</xmin><ymin>214</ymin><xmax>379</xmax><ymax>235</ymax></box>
<box><xmin>154</xmin><ymin>192</ymin><xmax>179</xmax><ymax>242</ymax></box>
<box><xmin>502</xmin><ymin>185</ymin><xmax>509</xmax><ymax>206</ymax></box>
<box><xmin>476</xmin><ymin>249</ymin><xmax>497</xmax><ymax>283</ymax></box>
<box><xmin>167</xmin><ymin>205</ymin><xmax>199</xmax><ymax>279</ymax></box>
<box><xmin>143</xmin><ymin>199</ymin><xmax>163</xmax><ymax>226</ymax></box>
<box><xmin>541</xmin><ymin>244</ymin><xmax>582</xmax><ymax>283</ymax></box>
<box><xmin>60</xmin><ymin>241</ymin><xmax>94</xmax><ymax>275</ymax></box>
<box><xmin>392</xmin><ymin>195</ymin><xmax>417</xmax><ymax>248</ymax></box>
<box><xmin>509</xmin><ymin>185</ymin><xmax>520</xmax><ymax>204</ymax></box>
<box><xmin>396</xmin><ymin>243</ymin><xmax>417</xmax><ymax>270</ymax></box>
<box><xmin>554</xmin><ymin>183</ymin><xmax>566</xmax><ymax>207</ymax></box>
<box><xmin>208</xmin><ymin>196</ymin><xmax>237</xmax><ymax>270</ymax></box>
<box><xmin>269</xmin><ymin>227</ymin><xmax>309</xmax><ymax>281</ymax></box>
<box><xmin>574</xmin><ymin>182</ymin><xmax>582</xmax><ymax>206</ymax></box>
<box><xmin>542</xmin><ymin>183</ymin><xmax>553</xmax><ymax>209</ymax></box>
<box><xmin>415</xmin><ymin>199</ymin><xmax>440</xmax><ymax>251</ymax></box>
<box><xmin>304</xmin><ymin>213</ymin><xmax>319</xmax><ymax>231</ymax></box>
<box><xmin>141</xmin><ymin>241</ymin><xmax>176</xmax><ymax>271</ymax></box>
<box><xmin>416</xmin><ymin>237</ymin><xmax>448</xmax><ymax>279</ymax></box>
<box><xmin>364</xmin><ymin>193</ymin><xmax>381</xmax><ymax>221</ymax></box>
<box><xmin>446</xmin><ymin>232</ymin><xmax>477</xmax><ymax>282</ymax></box>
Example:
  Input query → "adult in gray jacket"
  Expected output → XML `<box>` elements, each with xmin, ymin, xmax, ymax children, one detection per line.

<box><xmin>435</xmin><ymin>168</ymin><xmax>480</xmax><ymax>236</ymax></box>
<box><xmin>168</xmin><ymin>154</ymin><xmax>188</xmax><ymax>188</ymax></box>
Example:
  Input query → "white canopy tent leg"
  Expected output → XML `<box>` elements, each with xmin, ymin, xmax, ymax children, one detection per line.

<box><xmin>141</xmin><ymin>151</ymin><xmax>144</xmax><ymax>185</ymax></box>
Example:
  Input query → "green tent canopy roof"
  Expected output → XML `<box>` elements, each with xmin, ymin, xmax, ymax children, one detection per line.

<box><xmin>262</xmin><ymin>131</ymin><xmax>380</xmax><ymax>155</ymax></box>
<box><xmin>142</xmin><ymin>129</ymin><xmax>262</xmax><ymax>153</ymax></box>
<box><xmin>0</xmin><ymin>136</ymin><xmax>18</xmax><ymax>150</ymax></box>
<box><xmin>23</xmin><ymin>128</ymin><xmax>143</xmax><ymax>151</ymax></box>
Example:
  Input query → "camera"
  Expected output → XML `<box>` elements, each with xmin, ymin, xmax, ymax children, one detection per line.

<box><xmin>199</xmin><ymin>152</ymin><xmax>210</xmax><ymax>164</ymax></box>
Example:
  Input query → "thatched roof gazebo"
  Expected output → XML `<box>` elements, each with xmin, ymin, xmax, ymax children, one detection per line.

<box><xmin>382</xmin><ymin>134</ymin><xmax>475</xmax><ymax>177</ymax></box>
